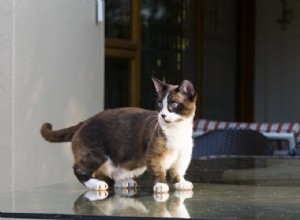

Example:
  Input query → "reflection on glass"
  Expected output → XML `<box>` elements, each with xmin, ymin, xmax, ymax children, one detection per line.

<box><xmin>1</xmin><ymin>159</ymin><xmax>300</xmax><ymax>219</ymax></box>
<box><xmin>73</xmin><ymin>189</ymin><xmax>191</xmax><ymax>218</ymax></box>
<box><xmin>105</xmin><ymin>58</ymin><xmax>129</xmax><ymax>108</ymax></box>
<box><xmin>105</xmin><ymin>0</ymin><xmax>132</xmax><ymax>40</ymax></box>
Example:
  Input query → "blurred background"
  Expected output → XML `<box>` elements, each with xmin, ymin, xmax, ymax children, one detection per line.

<box><xmin>1</xmin><ymin>0</ymin><xmax>300</xmax><ymax>193</ymax></box>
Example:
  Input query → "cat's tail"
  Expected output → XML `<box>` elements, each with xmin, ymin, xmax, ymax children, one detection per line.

<box><xmin>40</xmin><ymin>122</ymin><xmax>83</xmax><ymax>143</ymax></box>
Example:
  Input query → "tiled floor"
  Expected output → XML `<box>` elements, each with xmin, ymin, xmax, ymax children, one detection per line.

<box><xmin>1</xmin><ymin>158</ymin><xmax>300</xmax><ymax>219</ymax></box>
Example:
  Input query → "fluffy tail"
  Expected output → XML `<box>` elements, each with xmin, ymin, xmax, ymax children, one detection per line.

<box><xmin>40</xmin><ymin>122</ymin><xmax>83</xmax><ymax>143</ymax></box>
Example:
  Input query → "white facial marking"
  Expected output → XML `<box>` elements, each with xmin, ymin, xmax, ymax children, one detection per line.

<box><xmin>159</xmin><ymin>93</ymin><xmax>182</xmax><ymax>124</ymax></box>
<box><xmin>157</xmin><ymin>92</ymin><xmax>195</xmax><ymax>190</ymax></box>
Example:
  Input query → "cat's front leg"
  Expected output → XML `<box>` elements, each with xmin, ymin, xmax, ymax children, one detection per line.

<box><xmin>170</xmin><ymin>145</ymin><xmax>193</xmax><ymax>191</ymax></box>
<box><xmin>148</xmin><ymin>162</ymin><xmax>169</xmax><ymax>193</ymax></box>
<box><xmin>173</xmin><ymin>181</ymin><xmax>193</xmax><ymax>191</ymax></box>
<box><xmin>170</xmin><ymin>168</ymin><xmax>193</xmax><ymax>191</ymax></box>
<box><xmin>153</xmin><ymin>182</ymin><xmax>169</xmax><ymax>194</ymax></box>
<box><xmin>152</xmin><ymin>172</ymin><xmax>169</xmax><ymax>193</ymax></box>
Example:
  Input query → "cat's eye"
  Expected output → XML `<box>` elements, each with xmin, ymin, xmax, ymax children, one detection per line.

<box><xmin>171</xmin><ymin>102</ymin><xmax>179</xmax><ymax>108</ymax></box>
<box><xmin>157</xmin><ymin>102</ymin><xmax>163</xmax><ymax>108</ymax></box>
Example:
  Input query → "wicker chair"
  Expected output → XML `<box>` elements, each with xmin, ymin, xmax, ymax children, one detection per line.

<box><xmin>192</xmin><ymin>129</ymin><xmax>272</xmax><ymax>159</ymax></box>
<box><xmin>193</xmin><ymin>119</ymin><xmax>300</xmax><ymax>155</ymax></box>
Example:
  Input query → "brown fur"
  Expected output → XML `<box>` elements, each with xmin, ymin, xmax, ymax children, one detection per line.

<box><xmin>40</xmin><ymin>77</ymin><xmax>197</xmax><ymax>190</ymax></box>
<box><xmin>70</xmin><ymin>107</ymin><xmax>161</xmax><ymax>183</ymax></box>
<box><xmin>41</xmin><ymin>122</ymin><xmax>83</xmax><ymax>142</ymax></box>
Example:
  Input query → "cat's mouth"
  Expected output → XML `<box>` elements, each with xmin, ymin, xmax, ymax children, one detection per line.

<box><xmin>162</xmin><ymin>118</ymin><xmax>184</xmax><ymax>124</ymax></box>
<box><xmin>159</xmin><ymin>118</ymin><xmax>171</xmax><ymax>124</ymax></box>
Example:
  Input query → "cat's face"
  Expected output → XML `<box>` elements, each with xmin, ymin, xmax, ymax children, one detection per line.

<box><xmin>152</xmin><ymin>77</ymin><xmax>197</xmax><ymax>125</ymax></box>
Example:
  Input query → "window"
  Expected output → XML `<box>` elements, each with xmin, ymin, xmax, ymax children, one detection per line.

<box><xmin>105</xmin><ymin>0</ymin><xmax>254</xmax><ymax>121</ymax></box>
<box><xmin>105</xmin><ymin>0</ymin><xmax>141</xmax><ymax>108</ymax></box>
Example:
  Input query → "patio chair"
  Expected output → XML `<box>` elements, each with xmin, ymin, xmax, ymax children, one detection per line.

<box><xmin>192</xmin><ymin>129</ymin><xmax>272</xmax><ymax>159</ymax></box>
<box><xmin>193</xmin><ymin>119</ymin><xmax>300</xmax><ymax>156</ymax></box>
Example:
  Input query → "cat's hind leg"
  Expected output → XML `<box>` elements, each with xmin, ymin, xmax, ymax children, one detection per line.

<box><xmin>114</xmin><ymin>179</ymin><xmax>137</xmax><ymax>188</ymax></box>
<box><xmin>112</xmin><ymin>166</ymin><xmax>146</xmax><ymax>188</ymax></box>
<box><xmin>72</xmin><ymin>148</ymin><xmax>109</xmax><ymax>191</ymax></box>
<box><xmin>83</xmin><ymin>178</ymin><xmax>109</xmax><ymax>191</ymax></box>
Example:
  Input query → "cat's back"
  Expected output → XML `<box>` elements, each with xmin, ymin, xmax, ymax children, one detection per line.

<box><xmin>77</xmin><ymin>107</ymin><xmax>158</xmax><ymax>137</ymax></box>
<box><xmin>97</xmin><ymin>107</ymin><xmax>156</xmax><ymax>122</ymax></box>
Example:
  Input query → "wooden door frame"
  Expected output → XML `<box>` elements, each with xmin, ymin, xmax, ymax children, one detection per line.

<box><xmin>196</xmin><ymin>0</ymin><xmax>255</xmax><ymax>121</ymax></box>
<box><xmin>236</xmin><ymin>0</ymin><xmax>255</xmax><ymax>122</ymax></box>
<box><xmin>105</xmin><ymin>0</ymin><xmax>141</xmax><ymax>107</ymax></box>
<box><xmin>105</xmin><ymin>0</ymin><xmax>255</xmax><ymax>118</ymax></box>
<box><xmin>195</xmin><ymin>0</ymin><xmax>204</xmax><ymax>119</ymax></box>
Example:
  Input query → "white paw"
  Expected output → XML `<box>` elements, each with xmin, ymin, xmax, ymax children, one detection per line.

<box><xmin>174</xmin><ymin>190</ymin><xmax>193</xmax><ymax>200</ymax></box>
<box><xmin>153</xmin><ymin>183</ymin><xmax>169</xmax><ymax>194</ymax></box>
<box><xmin>153</xmin><ymin>193</ymin><xmax>169</xmax><ymax>202</ymax></box>
<box><xmin>84</xmin><ymin>190</ymin><xmax>109</xmax><ymax>201</ymax></box>
<box><xmin>114</xmin><ymin>179</ymin><xmax>137</xmax><ymax>188</ymax></box>
<box><xmin>114</xmin><ymin>188</ymin><xmax>137</xmax><ymax>197</ymax></box>
<box><xmin>84</xmin><ymin>179</ymin><xmax>109</xmax><ymax>191</ymax></box>
<box><xmin>174</xmin><ymin>181</ymin><xmax>193</xmax><ymax>191</ymax></box>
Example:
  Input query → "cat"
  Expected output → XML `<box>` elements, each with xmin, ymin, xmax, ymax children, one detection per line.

<box><xmin>40</xmin><ymin>77</ymin><xmax>197</xmax><ymax>193</ymax></box>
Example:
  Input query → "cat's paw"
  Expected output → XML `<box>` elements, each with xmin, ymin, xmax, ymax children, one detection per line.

<box><xmin>114</xmin><ymin>179</ymin><xmax>137</xmax><ymax>188</ymax></box>
<box><xmin>153</xmin><ymin>192</ymin><xmax>169</xmax><ymax>202</ymax></box>
<box><xmin>174</xmin><ymin>181</ymin><xmax>193</xmax><ymax>191</ymax></box>
<box><xmin>153</xmin><ymin>183</ymin><xmax>169</xmax><ymax>194</ymax></box>
<box><xmin>174</xmin><ymin>190</ymin><xmax>193</xmax><ymax>200</ymax></box>
<box><xmin>115</xmin><ymin>188</ymin><xmax>137</xmax><ymax>197</ymax></box>
<box><xmin>84</xmin><ymin>179</ymin><xmax>109</xmax><ymax>191</ymax></box>
<box><xmin>84</xmin><ymin>190</ymin><xmax>109</xmax><ymax>201</ymax></box>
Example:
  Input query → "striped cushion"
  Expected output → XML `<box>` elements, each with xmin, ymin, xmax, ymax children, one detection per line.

<box><xmin>194</xmin><ymin>119</ymin><xmax>300</xmax><ymax>144</ymax></box>
<box><xmin>194</xmin><ymin>155</ymin><xmax>300</xmax><ymax>161</ymax></box>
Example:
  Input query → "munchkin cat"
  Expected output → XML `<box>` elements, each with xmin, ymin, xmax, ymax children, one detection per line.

<box><xmin>40</xmin><ymin>77</ymin><xmax>197</xmax><ymax>193</ymax></box>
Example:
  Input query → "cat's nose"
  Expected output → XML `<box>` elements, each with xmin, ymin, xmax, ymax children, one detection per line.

<box><xmin>161</xmin><ymin>114</ymin><xmax>166</xmax><ymax>119</ymax></box>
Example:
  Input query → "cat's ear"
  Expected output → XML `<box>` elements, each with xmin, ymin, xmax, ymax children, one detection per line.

<box><xmin>179</xmin><ymin>80</ymin><xmax>196</xmax><ymax>100</ymax></box>
<box><xmin>152</xmin><ymin>76</ymin><xmax>168</xmax><ymax>93</ymax></box>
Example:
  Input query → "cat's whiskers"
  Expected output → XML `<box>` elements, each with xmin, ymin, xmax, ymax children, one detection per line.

<box><xmin>154</xmin><ymin>121</ymin><xmax>159</xmax><ymax>131</ymax></box>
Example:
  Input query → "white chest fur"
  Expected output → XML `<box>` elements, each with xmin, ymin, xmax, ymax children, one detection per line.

<box><xmin>162</xmin><ymin>118</ymin><xmax>193</xmax><ymax>149</ymax></box>
<box><xmin>160</xmin><ymin>118</ymin><xmax>194</xmax><ymax>170</ymax></box>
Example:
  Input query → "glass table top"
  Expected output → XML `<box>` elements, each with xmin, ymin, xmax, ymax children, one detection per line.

<box><xmin>1</xmin><ymin>158</ymin><xmax>300</xmax><ymax>219</ymax></box>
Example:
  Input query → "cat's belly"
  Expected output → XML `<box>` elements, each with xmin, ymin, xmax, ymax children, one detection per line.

<box><xmin>95</xmin><ymin>158</ymin><xmax>147</xmax><ymax>181</ymax></box>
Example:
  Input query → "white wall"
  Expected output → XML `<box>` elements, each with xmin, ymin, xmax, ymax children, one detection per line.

<box><xmin>0</xmin><ymin>0</ymin><xmax>14</xmax><ymax>194</ymax></box>
<box><xmin>255</xmin><ymin>0</ymin><xmax>300</xmax><ymax>122</ymax></box>
<box><xmin>0</xmin><ymin>0</ymin><xmax>104</xmax><ymax>193</ymax></box>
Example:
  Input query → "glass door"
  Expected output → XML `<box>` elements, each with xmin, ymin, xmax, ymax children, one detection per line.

<box><xmin>105</xmin><ymin>0</ymin><xmax>141</xmax><ymax>108</ymax></box>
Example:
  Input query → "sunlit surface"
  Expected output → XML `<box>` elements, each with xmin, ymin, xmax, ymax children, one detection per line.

<box><xmin>1</xmin><ymin>158</ymin><xmax>300</xmax><ymax>219</ymax></box>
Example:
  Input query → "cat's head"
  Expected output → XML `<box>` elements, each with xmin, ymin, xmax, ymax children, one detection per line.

<box><xmin>152</xmin><ymin>77</ymin><xmax>197</xmax><ymax>125</ymax></box>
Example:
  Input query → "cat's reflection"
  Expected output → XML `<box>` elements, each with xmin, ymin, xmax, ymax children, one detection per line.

<box><xmin>73</xmin><ymin>189</ymin><xmax>192</xmax><ymax>218</ymax></box>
